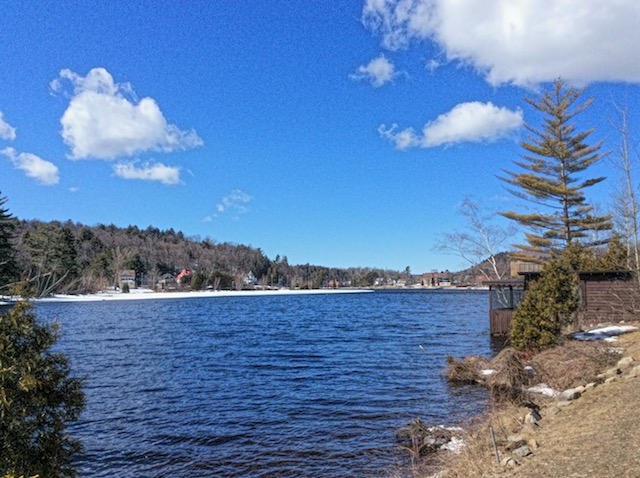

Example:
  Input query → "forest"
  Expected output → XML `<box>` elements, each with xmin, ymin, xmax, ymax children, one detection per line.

<box><xmin>0</xmin><ymin>213</ymin><xmax>416</xmax><ymax>297</ymax></box>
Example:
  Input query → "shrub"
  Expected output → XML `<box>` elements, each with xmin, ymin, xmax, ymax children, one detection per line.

<box><xmin>121</xmin><ymin>282</ymin><xmax>130</xmax><ymax>293</ymax></box>
<box><xmin>510</xmin><ymin>253</ymin><xmax>579</xmax><ymax>351</ymax></box>
<box><xmin>0</xmin><ymin>297</ymin><xmax>84</xmax><ymax>477</ymax></box>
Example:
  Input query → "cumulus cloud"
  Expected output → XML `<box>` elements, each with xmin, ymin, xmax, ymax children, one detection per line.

<box><xmin>350</xmin><ymin>54</ymin><xmax>397</xmax><ymax>87</ymax></box>
<box><xmin>113</xmin><ymin>162</ymin><xmax>181</xmax><ymax>185</ymax></box>
<box><xmin>362</xmin><ymin>0</ymin><xmax>640</xmax><ymax>86</ymax></box>
<box><xmin>0</xmin><ymin>112</ymin><xmax>16</xmax><ymax>141</ymax></box>
<box><xmin>379</xmin><ymin>101</ymin><xmax>523</xmax><ymax>149</ymax></box>
<box><xmin>204</xmin><ymin>189</ymin><xmax>253</xmax><ymax>222</ymax></box>
<box><xmin>1</xmin><ymin>147</ymin><xmax>59</xmax><ymax>185</ymax></box>
<box><xmin>51</xmin><ymin>67</ymin><xmax>203</xmax><ymax>159</ymax></box>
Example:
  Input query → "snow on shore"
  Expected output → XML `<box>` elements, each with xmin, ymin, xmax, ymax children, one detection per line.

<box><xmin>21</xmin><ymin>288</ymin><xmax>373</xmax><ymax>303</ymax></box>
<box><xmin>571</xmin><ymin>325</ymin><xmax>638</xmax><ymax>342</ymax></box>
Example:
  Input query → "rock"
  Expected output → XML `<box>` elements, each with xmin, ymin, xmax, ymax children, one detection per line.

<box><xmin>528</xmin><ymin>438</ymin><xmax>539</xmax><ymax>450</ymax></box>
<box><xmin>505</xmin><ymin>440</ymin><xmax>527</xmax><ymax>452</ymax></box>
<box><xmin>628</xmin><ymin>365</ymin><xmax>640</xmax><ymax>378</ymax></box>
<box><xmin>507</xmin><ymin>434</ymin><xmax>524</xmax><ymax>443</ymax></box>
<box><xmin>560</xmin><ymin>388</ymin><xmax>582</xmax><ymax>401</ymax></box>
<box><xmin>604</xmin><ymin>367</ymin><xmax>622</xmax><ymax>378</ymax></box>
<box><xmin>557</xmin><ymin>400</ymin><xmax>573</xmax><ymax>408</ymax></box>
<box><xmin>512</xmin><ymin>445</ymin><xmax>533</xmax><ymax>457</ymax></box>
<box><xmin>605</xmin><ymin>376</ymin><xmax>618</xmax><ymax>384</ymax></box>
<box><xmin>524</xmin><ymin>410</ymin><xmax>542</xmax><ymax>424</ymax></box>
<box><xmin>585</xmin><ymin>382</ymin><xmax>597</xmax><ymax>391</ymax></box>
<box><xmin>617</xmin><ymin>356</ymin><xmax>634</xmax><ymax>369</ymax></box>
<box><xmin>500</xmin><ymin>457</ymin><xmax>519</xmax><ymax>467</ymax></box>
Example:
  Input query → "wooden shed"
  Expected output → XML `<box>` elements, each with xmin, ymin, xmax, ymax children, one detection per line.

<box><xmin>576</xmin><ymin>271</ymin><xmax>636</xmax><ymax>323</ymax></box>
<box><xmin>485</xmin><ymin>279</ymin><xmax>525</xmax><ymax>336</ymax></box>
<box><xmin>487</xmin><ymin>271</ymin><xmax>637</xmax><ymax>336</ymax></box>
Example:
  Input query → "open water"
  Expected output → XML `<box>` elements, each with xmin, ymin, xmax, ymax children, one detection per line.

<box><xmin>37</xmin><ymin>289</ymin><xmax>495</xmax><ymax>477</ymax></box>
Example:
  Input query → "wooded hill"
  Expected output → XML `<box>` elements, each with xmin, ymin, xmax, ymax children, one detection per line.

<box><xmin>8</xmin><ymin>219</ymin><xmax>412</xmax><ymax>296</ymax></box>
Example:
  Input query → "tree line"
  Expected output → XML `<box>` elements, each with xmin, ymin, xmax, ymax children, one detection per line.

<box><xmin>0</xmin><ymin>213</ymin><xmax>414</xmax><ymax>297</ymax></box>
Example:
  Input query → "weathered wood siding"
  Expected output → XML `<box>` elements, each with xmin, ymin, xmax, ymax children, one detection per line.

<box><xmin>490</xmin><ymin>309</ymin><xmax>513</xmax><ymax>336</ymax></box>
<box><xmin>580</xmin><ymin>273</ymin><xmax>637</xmax><ymax>323</ymax></box>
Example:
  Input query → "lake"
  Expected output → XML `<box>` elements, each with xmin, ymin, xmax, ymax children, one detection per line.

<box><xmin>37</xmin><ymin>289</ymin><xmax>495</xmax><ymax>477</ymax></box>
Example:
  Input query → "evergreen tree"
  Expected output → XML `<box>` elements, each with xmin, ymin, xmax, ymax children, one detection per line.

<box><xmin>500</xmin><ymin>78</ymin><xmax>612</xmax><ymax>259</ymax></box>
<box><xmin>0</xmin><ymin>194</ymin><xmax>18</xmax><ymax>292</ymax></box>
<box><xmin>24</xmin><ymin>224</ymin><xmax>78</xmax><ymax>297</ymax></box>
<box><xmin>0</xmin><ymin>298</ymin><xmax>84</xmax><ymax>477</ymax></box>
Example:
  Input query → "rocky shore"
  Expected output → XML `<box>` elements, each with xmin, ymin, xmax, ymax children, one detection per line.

<box><xmin>427</xmin><ymin>328</ymin><xmax>640</xmax><ymax>477</ymax></box>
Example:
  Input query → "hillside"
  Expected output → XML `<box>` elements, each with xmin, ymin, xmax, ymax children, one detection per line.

<box><xmin>6</xmin><ymin>219</ymin><xmax>411</xmax><ymax>296</ymax></box>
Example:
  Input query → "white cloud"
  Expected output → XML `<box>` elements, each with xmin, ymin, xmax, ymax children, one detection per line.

<box><xmin>113</xmin><ymin>162</ymin><xmax>181</xmax><ymax>185</ymax></box>
<box><xmin>205</xmin><ymin>189</ymin><xmax>253</xmax><ymax>221</ymax></box>
<box><xmin>362</xmin><ymin>0</ymin><xmax>640</xmax><ymax>86</ymax></box>
<box><xmin>0</xmin><ymin>112</ymin><xmax>16</xmax><ymax>141</ymax></box>
<box><xmin>52</xmin><ymin>67</ymin><xmax>203</xmax><ymax>159</ymax></box>
<box><xmin>350</xmin><ymin>54</ymin><xmax>397</xmax><ymax>87</ymax></box>
<box><xmin>1</xmin><ymin>147</ymin><xmax>59</xmax><ymax>185</ymax></box>
<box><xmin>378</xmin><ymin>124</ymin><xmax>419</xmax><ymax>150</ymax></box>
<box><xmin>380</xmin><ymin>101</ymin><xmax>523</xmax><ymax>149</ymax></box>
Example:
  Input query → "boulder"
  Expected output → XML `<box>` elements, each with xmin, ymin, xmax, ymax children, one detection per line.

<box><xmin>500</xmin><ymin>457</ymin><xmax>519</xmax><ymax>467</ymax></box>
<box><xmin>617</xmin><ymin>356</ymin><xmax>634</xmax><ymax>369</ymax></box>
<box><xmin>524</xmin><ymin>410</ymin><xmax>542</xmax><ymax>424</ymax></box>
<box><xmin>512</xmin><ymin>445</ymin><xmax>533</xmax><ymax>457</ymax></box>
<box><xmin>560</xmin><ymin>388</ymin><xmax>582</xmax><ymax>401</ymax></box>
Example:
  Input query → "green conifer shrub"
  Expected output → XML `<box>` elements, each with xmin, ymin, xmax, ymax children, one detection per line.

<box><xmin>0</xmin><ymin>298</ymin><xmax>84</xmax><ymax>477</ymax></box>
<box><xmin>509</xmin><ymin>253</ymin><xmax>580</xmax><ymax>351</ymax></box>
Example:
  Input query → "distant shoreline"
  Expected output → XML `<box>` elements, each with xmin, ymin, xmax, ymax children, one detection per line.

<box><xmin>0</xmin><ymin>286</ymin><xmax>490</xmax><ymax>305</ymax></box>
<box><xmin>2</xmin><ymin>288</ymin><xmax>371</xmax><ymax>303</ymax></box>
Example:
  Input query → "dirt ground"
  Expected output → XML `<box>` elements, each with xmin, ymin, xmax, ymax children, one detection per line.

<box><xmin>439</xmin><ymin>331</ymin><xmax>640</xmax><ymax>478</ymax></box>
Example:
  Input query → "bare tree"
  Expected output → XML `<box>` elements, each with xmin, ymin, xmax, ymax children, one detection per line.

<box><xmin>609</xmin><ymin>102</ymin><xmax>640</xmax><ymax>273</ymax></box>
<box><xmin>434</xmin><ymin>197</ymin><xmax>516</xmax><ymax>280</ymax></box>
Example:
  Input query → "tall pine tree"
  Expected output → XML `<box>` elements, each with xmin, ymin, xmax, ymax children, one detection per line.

<box><xmin>0</xmin><ymin>193</ymin><xmax>18</xmax><ymax>292</ymax></box>
<box><xmin>500</xmin><ymin>78</ymin><xmax>612</xmax><ymax>260</ymax></box>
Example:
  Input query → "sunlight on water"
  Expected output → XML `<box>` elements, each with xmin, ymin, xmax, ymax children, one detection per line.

<box><xmin>39</xmin><ymin>290</ymin><xmax>492</xmax><ymax>477</ymax></box>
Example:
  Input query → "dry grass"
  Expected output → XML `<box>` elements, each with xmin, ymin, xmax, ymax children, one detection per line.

<box><xmin>484</xmin><ymin>348</ymin><xmax>531</xmax><ymax>403</ymax></box>
<box><xmin>444</xmin><ymin>355</ymin><xmax>489</xmax><ymax>384</ymax></box>
<box><xmin>528</xmin><ymin>340</ymin><xmax>618</xmax><ymax>390</ymax></box>
<box><xmin>430</xmin><ymin>330</ymin><xmax>640</xmax><ymax>478</ymax></box>
<box><xmin>442</xmin><ymin>403</ymin><xmax>529</xmax><ymax>478</ymax></box>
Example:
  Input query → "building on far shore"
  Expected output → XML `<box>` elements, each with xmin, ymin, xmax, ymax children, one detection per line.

<box><xmin>119</xmin><ymin>270</ymin><xmax>136</xmax><ymax>290</ymax></box>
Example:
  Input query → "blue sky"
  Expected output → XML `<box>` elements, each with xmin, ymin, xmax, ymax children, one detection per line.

<box><xmin>2</xmin><ymin>1</ymin><xmax>640</xmax><ymax>273</ymax></box>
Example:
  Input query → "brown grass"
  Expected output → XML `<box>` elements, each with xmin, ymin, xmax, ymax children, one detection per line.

<box><xmin>528</xmin><ymin>340</ymin><xmax>618</xmax><ymax>390</ymax></box>
<box><xmin>431</xmin><ymin>330</ymin><xmax>640</xmax><ymax>478</ymax></box>
<box><xmin>444</xmin><ymin>355</ymin><xmax>489</xmax><ymax>384</ymax></box>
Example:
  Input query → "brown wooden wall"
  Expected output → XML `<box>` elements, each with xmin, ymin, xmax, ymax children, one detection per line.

<box><xmin>580</xmin><ymin>276</ymin><xmax>637</xmax><ymax>324</ymax></box>
<box><xmin>490</xmin><ymin>309</ymin><xmax>513</xmax><ymax>336</ymax></box>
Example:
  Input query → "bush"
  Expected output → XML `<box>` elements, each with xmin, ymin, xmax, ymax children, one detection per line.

<box><xmin>121</xmin><ymin>282</ymin><xmax>130</xmax><ymax>293</ymax></box>
<box><xmin>510</xmin><ymin>252</ymin><xmax>579</xmax><ymax>351</ymax></box>
<box><xmin>0</xmin><ymin>298</ymin><xmax>84</xmax><ymax>477</ymax></box>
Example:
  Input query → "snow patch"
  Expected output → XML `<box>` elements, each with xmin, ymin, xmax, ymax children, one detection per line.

<box><xmin>571</xmin><ymin>325</ymin><xmax>637</xmax><ymax>341</ymax></box>
<box><xmin>527</xmin><ymin>383</ymin><xmax>558</xmax><ymax>397</ymax></box>
<box><xmin>441</xmin><ymin>436</ymin><xmax>465</xmax><ymax>453</ymax></box>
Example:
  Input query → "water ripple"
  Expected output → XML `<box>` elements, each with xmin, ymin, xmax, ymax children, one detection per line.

<box><xmin>41</xmin><ymin>289</ymin><xmax>493</xmax><ymax>477</ymax></box>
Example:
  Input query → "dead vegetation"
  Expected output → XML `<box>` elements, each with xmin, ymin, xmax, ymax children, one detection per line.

<box><xmin>529</xmin><ymin>340</ymin><xmax>618</xmax><ymax>390</ymax></box>
<box><xmin>445</xmin><ymin>338</ymin><xmax>619</xmax><ymax>402</ymax></box>
<box><xmin>431</xmin><ymin>330</ymin><xmax>640</xmax><ymax>478</ymax></box>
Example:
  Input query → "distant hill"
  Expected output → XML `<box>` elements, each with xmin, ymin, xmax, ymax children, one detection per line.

<box><xmin>8</xmin><ymin>219</ymin><xmax>412</xmax><ymax>296</ymax></box>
